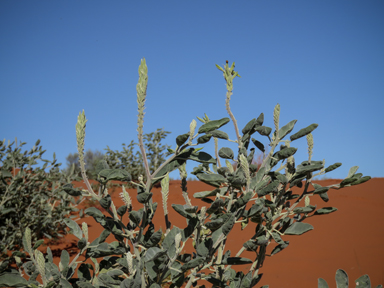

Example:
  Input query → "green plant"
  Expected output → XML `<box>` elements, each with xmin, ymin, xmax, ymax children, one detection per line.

<box><xmin>104</xmin><ymin>128</ymin><xmax>171</xmax><ymax>184</ymax></box>
<box><xmin>318</xmin><ymin>269</ymin><xmax>382</xmax><ymax>288</ymax></box>
<box><xmin>0</xmin><ymin>59</ymin><xmax>373</xmax><ymax>288</ymax></box>
<box><xmin>0</xmin><ymin>138</ymin><xmax>83</xmax><ymax>261</ymax></box>
<box><xmin>63</xmin><ymin>149</ymin><xmax>105</xmax><ymax>179</ymax></box>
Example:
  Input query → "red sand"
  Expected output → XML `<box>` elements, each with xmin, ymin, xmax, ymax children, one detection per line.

<box><xmin>37</xmin><ymin>178</ymin><xmax>383</xmax><ymax>287</ymax></box>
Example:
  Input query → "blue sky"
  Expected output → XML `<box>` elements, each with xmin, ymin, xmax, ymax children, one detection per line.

<box><xmin>1</xmin><ymin>1</ymin><xmax>383</xmax><ymax>180</ymax></box>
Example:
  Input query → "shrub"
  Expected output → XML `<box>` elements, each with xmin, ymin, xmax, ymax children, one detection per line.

<box><xmin>0</xmin><ymin>60</ymin><xmax>375</xmax><ymax>288</ymax></box>
<box><xmin>0</xmin><ymin>138</ymin><xmax>83</xmax><ymax>261</ymax></box>
<box><xmin>62</xmin><ymin>149</ymin><xmax>105</xmax><ymax>179</ymax></box>
<box><xmin>104</xmin><ymin>128</ymin><xmax>171</xmax><ymax>184</ymax></box>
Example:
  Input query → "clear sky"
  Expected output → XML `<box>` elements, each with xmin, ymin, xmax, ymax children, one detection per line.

<box><xmin>1</xmin><ymin>1</ymin><xmax>383</xmax><ymax>180</ymax></box>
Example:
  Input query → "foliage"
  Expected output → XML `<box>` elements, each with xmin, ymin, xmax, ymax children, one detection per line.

<box><xmin>0</xmin><ymin>138</ymin><xmax>83</xmax><ymax>261</ymax></box>
<box><xmin>62</xmin><ymin>149</ymin><xmax>105</xmax><ymax>179</ymax></box>
<box><xmin>318</xmin><ymin>269</ymin><xmax>382</xmax><ymax>288</ymax></box>
<box><xmin>104</xmin><ymin>128</ymin><xmax>171</xmax><ymax>184</ymax></box>
<box><xmin>0</xmin><ymin>59</ymin><xmax>373</xmax><ymax>288</ymax></box>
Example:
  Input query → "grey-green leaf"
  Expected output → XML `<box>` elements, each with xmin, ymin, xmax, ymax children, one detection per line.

<box><xmin>98</xmin><ymin>169</ymin><xmax>131</xmax><ymax>183</ymax></box>
<box><xmin>335</xmin><ymin>269</ymin><xmax>348</xmax><ymax>288</ymax></box>
<box><xmin>290</xmin><ymin>123</ymin><xmax>318</xmax><ymax>141</ymax></box>
<box><xmin>285</xmin><ymin>222</ymin><xmax>313</xmax><ymax>235</ymax></box>
<box><xmin>218</xmin><ymin>147</ymin><xmax>234</xmax><ymax>159</ymax></box>
<box><xmin>318</xmin><ymin>278</ymin><xmax>329</xmax><ymax>288</ymax></box>
<box><xmin>176</xmin><ymin>133</ymin><xmax>189</xmax><ymax>147</ymax></box>
<box><xmin>278</xmin><ymin>120</ymin><xmax>297</xmax><ymax>140</ymax></box>
<box><xmin>0</xmin><ymin>274</ymin><xmax>29</xmax><ymax>287</ymax></box>
<box><xmin>355</xmin><ymin>274</ymin><xmax>371</xmax><ymax>288</ymax></box>
<box><xmin>222</xmin><ymin>257</ymin><xmax>253</xmax><ymax>265</ymax></box>
<box><xmin>210</xmin><ymin>130</ymin><xmax>229</xmax><ymax>140</ymax></box>
<box><xmin>325</xmin><ymin>162</ymin><xmax>342</xmax><ymax>173</ymax></box>
<box><xmin>198</xmin><ymin>118</ymin><xmax>230</xmax><ymax>134</ymax></box>
<box><xmin>314</xmin><ymin>207</ymin><xmax>338</xmax><ymax>215</ymax></box>
<box><xmin>63</xmin><ymin>218</ymin><xmax>83</xmax><ymax>239</ymax></box>
<box><xmin>196</xmin><ymin>173</ymin><xmax>226</xmax><ymax>188</ymax></box>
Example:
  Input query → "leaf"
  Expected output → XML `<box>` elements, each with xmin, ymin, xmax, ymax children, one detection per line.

<box><xmin>355</xmin><ymin>274</ymin><xmax>371</xmax><ymax>288</ymax></box>
<box><xmin>270</xmin><ymin>147</ymin><xmax>297</xmax><ymax>167</ymax></box>
<box><xmin>62</xmin><ymin>183</ymin><xmax>82</xmax><ymax>196</ymax></box>
<box><xmin>197</xmin><ymin>134</ymin><xmax>212</xmax><ymax>144</ymax></box>
<box><xmin>335</xmin><ymin>269</ymin><xmax>349</xmax><ymax>288</ymax></box>
<box><xmin>32</xmin><ymin>239</ymin><xmax>45</xmax><ymax>250</ymax></box>
<box><xmin>137</xmin><ymin>192</ymin><xmax>152</xmax><ymax>204</ymax></box>
<box><xmin>242</xmin><ymin>118</ymin><xmax>258</xmax><ymax>135</ymax></box>
<box><xmin>350</xmin><ymin>176</ymin><xmax>371</xmax><ymax>186</ymax></box>
<box><xmin>60</xmin><ymin>250</ymin><xmax>70</xmax><ymax>271</ymax></box>
<box><xmin>257</xmin><ymin>180</ymin><xmax>279</xmax><ymax>197</ymax></box>
<box><xmin>0</xmin><ymin>274</ymin><xmax>29</xmax><ymax>287</ymax></box>
<box><xmin>290</xmin><ymin>123</ymin><xmax>318</xmax><ymax>141</ymax></box>
<box><xmin>296</xmin><ymin>162</ymin><xmax>324</xmax><ymax>174</ymax></box>
<box><xmin>318</xmin><ymin>278</ymin><xmax>329</xmax><ymax>288</ymax></box>
<box><xmin>85</xmin><ymin>207</ymin><xmax>104</xmax><ymax>218</ymax></box>
<box><xmin>176</xmin><ymin>133</ymin><xmax>189</xmax><ymax>147</ymax></box>
<box><xmin>145</xmin><ymin>247</ymin><xmax>167</xmax><ymax>262</ymax></box>
<box><xmin>222</xmin><ymin>257</ymin><xmax>253</xmax><ymax>265</ymax></box>
<box><xmin>278</xmin><ymin>120</ymin><xmax>297</xmax><ymax>140</ymax></box>
<box><xmin>255</xmin><ymin>126</ymin><xmax>272</xmax><ymax>137</ymax></box>
<box><xmin>180</xmin><ymin>256</ymin><xmax>205</xmax><ymax>271</ymax></box>
<box><xmin>99</xmin><ymin>195</ymin><xmax>111</xmax><ymax>209</ymax></box>
<box><xmin>196</xmin><ymin>173</ymin><xmax>226</xmax><ymax>188</ymax></box>
<box><xmin>285</xmin><ymin>222</ymin><xmax>313</xmax><ymax>235</ymax></box>
<box><xmin>324</xmin><ymin>162</ymin><xmax>342</xmax><ymax>173</ymax></box>
<box><xmin>198</xmin><ymin>117</ymin><xmax>230</xmax><ymax>133</ymax></box>
<box><xmin>314</xmin><ymin>207</ymin><xmax>338</xmax><ymax>215</ymax></box>
<box><xmin>347</xmin><ymin>166</ymin><xmax>359</xmax><ymax>178</ymax></box>
<box><xmin>172</xmin><ymin>204</ymin><xmax>195</xmax><ymax>219</ymax></box>
<box><xmin>251</xmin><ymin>138</ymin><xmax>265</xmax><ymax>152</ymax></box>
<box><xmin>63</xmin><ymin>218</ymin><xmax>83</xmax><ymax>239</ymax></box>
<box><xmin>219</xmin><ymin>147</ymin><xmax>234</xmax><ymax>159</ymax></box>
<box><xmin>193</xmin><ymin>188</ymin><xmax>221</xmax><ymax>199</ymax></box>
<box><xmin>313</xmin><ymin>186</ymin><xmax>330</xmax><ymax>195</ymax></box>
<box><xmin>271</xmin><ymin>241</ymin><xmax>289</xmax><ymax>255</ymax></box>
<box><xmin>98</xmin><ymin>169</ymin><xmax>131</xmax><ymax>183</ymax></box>
<box><xmin>210</xmin><ymin>130</ymin><xmax>229</xmax><ymax>140</ymax></box>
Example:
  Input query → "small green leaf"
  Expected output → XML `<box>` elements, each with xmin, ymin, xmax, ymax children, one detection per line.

<box><xmin>176</xmin><ymin>133</ymin><xmax>189</xmax><ymax>147</ymax></box>
<box><xmin>335</xmin><ymin>269</ymin><xmax>349</xmax><ymax>288</ymax></box>
<box><xmin>290</xmin><ymin>123</ymin><xmax>318</xmax><ymax>141</ymax></box>
<box><xmin>99</xmin><ymin>195</ymin><xmax>112</xmax><ymax>209</ymax></box>
<box><xmin>285</xmin><ymin>222</ymin><xmax>313</xmax><ymax>235</ymax></box>
<box><xmin>98</xmin><ymin>169</ymin><xmax>131</xmax><ymax>183</ymax></box>
<box><xmin>63</xmin><ymin>218</ymin><xmax>83</xmax><ymax>239</ymax></box>
<box><xmin>210</xmin><ymin>130</ymin><xmax>229</xmax><ymax>140</ymax></box>
<box><xmin>314</xmin><ymin>207</ymin><xmax>338</xmax><ymax>215</ymax></box>
<box><xmin>221</xmin><ymin>257</ymin><xmax>253</xmax><ymax>265</ymax></box>
<box><xmin>196</xmin><ymin>173</ymin><xmax>226</xmax><ymax>188</ymax></box>
<box><xmin>255</xmin><ymin>126</ymin><xmax>272</xmax><ymax>137</ymax></box>
<box><xmin>347</xmin><ymin>166</ymin><xmax>359</xmax><ymax>178</ymax></box>
<box><xmin>251</xmin><ymin>138</ymin><xmax>265</xmax><ymax>152</ymax></box>
<box><xmin>355</xmin><ymin>274</ymin><xmax>371</xmax><ymax>288</ymax></box>
<box><xmin>318</xmin><ymin>278</ymin><xmax>329</xmax><ymax>288</ymax></box>
<box><xmin>218</xmin><ymin>147</ymin><xmax>234</xmax><ymax>159</ymax></box>
<box><xmin>32</xmin><ymin>239</ymin><xmax>45</xmax><ymax>250</ymax></box>
<box><xmin>324</xmin><ymin>162</ymin><xmax>342</xmax><ymax>173</ymax></box>
<box><xmin>197</xmin><ymin>134</ymin><xmax>212</xmax><ymax>144</ymax></box>
<box><xmin>137</xmin><ymin>192</ymin><xmax>152</xmax><ymax>204</ymax></box>
<box><xmin>198</xmin><ymin>117</ymin><xmax>230</xmax><ymax>134</ymax></box>
<box><xmin>0</xmin><ymin>274</ymin><xmax>29</xmax><ymax>287</ymax></box>
<box><xmin>278</xmin><ymin>120</ymin><xmax>297</xmax><ymax>140</ymax></box>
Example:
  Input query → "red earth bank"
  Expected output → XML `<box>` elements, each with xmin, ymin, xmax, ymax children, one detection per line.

<box><xmin>37</xmin><ymin>178</ymin><xmax>384</xmax><ymax>287</ymax></box>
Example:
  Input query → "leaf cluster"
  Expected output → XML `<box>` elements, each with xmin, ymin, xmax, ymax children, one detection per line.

<box><xmin>0</xmin><ymin>138</ymin><xmax>82</xmax><ymax>261</ymax></box>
